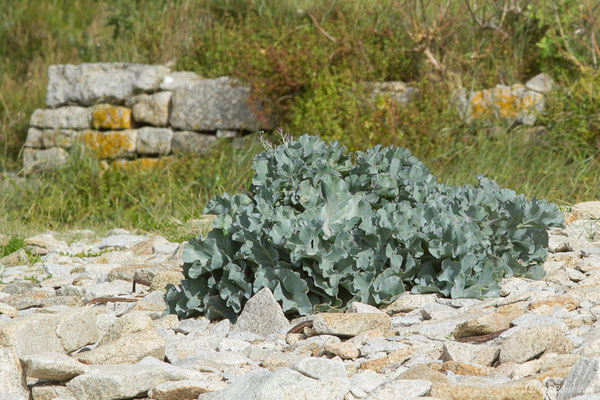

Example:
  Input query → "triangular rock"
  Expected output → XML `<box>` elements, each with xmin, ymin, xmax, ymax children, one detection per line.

<box><xmin>231</xmin><ymin>288</ymin><xmax>289</xmax><ymax>337</ymax></box>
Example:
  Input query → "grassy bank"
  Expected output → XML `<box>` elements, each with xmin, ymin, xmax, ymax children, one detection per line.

<box><xmin>1</xmin><ymin>0</ymin><xmax>599</xmax><ymax>237</ymax></box>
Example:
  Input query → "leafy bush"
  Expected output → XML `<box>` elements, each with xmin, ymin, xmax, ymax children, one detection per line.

<box><xmin>165</xmin><ymin>134</ymin><xmax>564</xmax><ymax>321</ymax></box>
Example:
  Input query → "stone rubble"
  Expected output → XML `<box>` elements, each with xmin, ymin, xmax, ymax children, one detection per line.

<box><xmin>1</xmin><ymin>203</ymin><xmax>600</xmax><ymax>398</ymax></box>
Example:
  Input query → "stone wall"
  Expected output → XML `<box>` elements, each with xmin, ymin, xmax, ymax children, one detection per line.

<box><xmin>23</xmin><ymin>63</ymin><xmax>269</xmax><ymax>173</ymax></box>
<box><xmin>23</xmin><ymin>64</ymin><xmax>554</xmax><ymax>174</ymax></box>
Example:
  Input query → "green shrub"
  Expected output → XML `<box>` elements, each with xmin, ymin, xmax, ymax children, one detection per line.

<box><xmin>165</xmin><ymin>134</ymin><xmax>564</xmax><ymax>321</ymax></box>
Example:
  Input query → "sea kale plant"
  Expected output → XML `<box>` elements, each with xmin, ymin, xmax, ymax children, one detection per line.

<box><xmin>165</xmin><ymin>134</ymin><xmax>564</xmax><ymax>321</ymax></box>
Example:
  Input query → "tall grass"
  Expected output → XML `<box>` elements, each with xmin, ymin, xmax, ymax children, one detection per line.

<box><xmin>1</xmin><ymin>0</ymin><xmax>599</xmax><ymax>237</ymax></box>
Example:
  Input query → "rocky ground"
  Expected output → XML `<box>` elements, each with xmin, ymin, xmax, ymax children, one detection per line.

<box><xmin>2</xmin><ymin>204</ymin><xmax>600</xmax><ymax>400</ymax></box>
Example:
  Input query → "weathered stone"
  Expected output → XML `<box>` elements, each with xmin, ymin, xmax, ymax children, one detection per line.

<box><xmin>76</xmin><ymin>329</ymin><xmax>165</xmax><ymax>364</ymax></box>
<box><xmin>169</xmin><ymin>77</ymin><xmax>264</xmax><ymax>131</ymax></box>
<box><xmin>430</xmin><ymin>380</ymin><xmax>544</xmax><ymax>400</ymax></box>
<box><xmin>458</xmin><ymin>83</ymin><xmax>545</xmax><ymax>125</ymax></box>
<box><xmin>150</xmin><ymin>270</ymin><xmax>184</xmax><ymax>292</ymax></box>
<box><xmin>24</xmin><ymin>127</ymin><xmax>43</xmax><ymax>148</ymax></box>
<box><xmin>148</xmin><ymin>379</ymin><xmax>227</xmax><ymax>400</ymax></box>
<box><xmin>359</xmin><ymin>347</ymin><xmax>414</xmax><ymax>372</ymax></box>
<box><xmin>525</xmin><ymin>73</ymin><xmax>555</xmax><ymax>93</ymax></box>
<box><xmin>364</xmin><ymin>379</ymin><xmax>431</xmax><ymax>400</ymax></box>
<box><xmin>0</xmin><ymin>347</ymin><xmax>28</xmax><ymax>398</ymax></box>
<box><xmin>500</xmin><ymin>325</ymin><xmax>572</xmax><ymax>363</ymax></box>
<box><xmin>66</xmin><ymin>363</ymin><xmax>171</xmax><ymax>400</ymax></box>
<box><xmin>129</xmin><ymin>91</ymin><xmax>172</xmax><ymax>126</ymax></box>
<box><xmin>159</xmin><ymin>71</ymin><xmax>203</xmax><ymax>91</ymax></box>
<box><xmin>421</xmin><ymin>302</ymin><xmax>461</xmax><ymax>320</ymax></box>
<box><xmin>529</xmin><ymin>296</ymin><xmax>579</xmax><ymax>311</ymax></box>
<box><xmin>55</xmin><ymin>307</ymin><xmax>99</xmax><ymax>352</ymax></box>
<box><xmin>216</xmin><ymin>129</ymin><xmax>238</xmax><ymax>138</ymax></box>
<box><xmin>557</xmin><ymin>358</ymin><xmax>600</xmax><ymax>400</ymax></box>
<box><xmin>0</xmin><ymin>249</ymin><xmax>28</xmax><ymax>267</ymax></box>
<box><xmin>82</xmin><ymin>129</ymin><xmax>137</xmax><ymax>159</ymax></box>
<box><xmin>36</xmin><ymin>127</ymin><xmax>82</xmax><ymax>150</ymax></box>
<box><xmin>570</xmin><ymin>202</ymin><xmax>600</xmax><ymax>221</ymax></box>
<box><xmin>324</xmin><ymin>340</ymin><xmax>360</xmax><ymax>359</ymax></box>
<box><xmin>0</xmin><ymin>308</ymin><xmax>97</xmax><ymax>356</ymax></box>
<box><xmin>30</xmin><ymin>106</ymin><xmax>91</xmax><ymax>129</ymax></box>
<box><xmin>46</xmin><ymin>63</ymin><xmax>170</xmax><ymax>107</ymax></box>
<box><xmin>364</xmin><ymin>81</ymin><xmax>416</xmax><ymax>105</ymax></box>
<box><xmin>454</xmin><ymin>313</ymin><xmax>511</xmax><ymax>339</ymax></box>
<box><xmin>441</xmin><ymin>341</ymin><xmax>499</xmax><ymax>367</ymax></box>
<box><xmin>91</xmin><ymin>104</ymin><xmax>132</xmax><ymax>130</ymax></box>
<box><xmin>0</xmin><ymin>302</ymin><xmax>18</xmax><ymax>318</ymax></box>
<box><xmin>30</xmin><ymin>385</ymin><xmax>76</xmax><ymax>400</ymax></box>
<box><xmin>312</xmin><ymin>313</ymin><xmax>390</xmax><ymax>337</ymax></box>
<box><xmin>348</xmin><ymin>370</ymin><xmax>390</xmax><ymax>398</ymax></box>
<box><xmin>398</xmin><ymin>364</ymin><xmax>449</xmax><ymax>383</ymax></box>
<box><xmin>171</xmin><ymin>131</ymin><xmax>217</xmax><ymax>154</ymax></box>
<box><xmin>347</xmin><ymin>302</ymin><xmax>385</xmax><ymax>314</ymax></box>
<box><xmin>442</xmin><ymin>361</ymin><xmax>492</xmax><ymax>376</ymax></box>
<box><xmin>201</xmin><ymin>358</ymin><xmax>349</xmax><ymax>400</ymax></box>
<box><xmin>231</xmin><ymin>288</ymin><xmax>289</xmax><ymax>337</ymax></box>
<box><xmin>21</xmin><ymin>352</ymin><xmax>89</xmax><ymax>381</ymax></box>
<box><xmin>23</xmin><ymin>147</ymin><xmax>68</xmax><ymax>174</ymax></box>
<box><xmin>136</xmin><ymin>127</ymin><xmax>173</xmax><ymax>155</ymax></box>
<box><xmin>383</xmin><ymin>293</ymin><xmax>439</xmax><ymax>314</ymax></box>
<box><xmin>99</xmin><ymin>234</ymin><xmax>146</xmax><ymax>249</ymax></box>
<box><xmin>99</xmin><ymin>311</ymin><xmax>152</xmax><ymax>345</ymax></box>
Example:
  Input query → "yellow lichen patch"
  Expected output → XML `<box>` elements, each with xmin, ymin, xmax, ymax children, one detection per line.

<box><xmin>82</xmin><ymin>129</ymin><xmax>137</xmax><ymax>159</ymax></box>
<box><xmin>469</xmin><ymin>85</ymin><xmax>543</xmax><ymax>120</ymax></box>
<box><xmin>92</xmin><ymin>104</ymin><xmax>132</xmax><ymax>130</ymax></box>
<box><xmin>111</xmin><ymin>157</ymin><xmax>164</xmax><ymax>170</ymax></box>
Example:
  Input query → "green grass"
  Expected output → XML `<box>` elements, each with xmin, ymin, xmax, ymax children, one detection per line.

<box><xmin>1</xmin><ymin>0</ymin><xmax>599</xmax><ymax>237</ymax></box>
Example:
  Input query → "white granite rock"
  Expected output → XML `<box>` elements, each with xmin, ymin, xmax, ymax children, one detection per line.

<box><xmin>21</xmin><ymin>352</ymin><xmax>89</xmax><ymax>381</ymax></box>
<box><xmin>46</xmin><ymin>63</ymin><xmax>170</xmax><ymax>107</ymax></box>
<box><xmin>231</xmin><ymin>288</ymin><xmax>289</xmax><ymax>337</ymax></box>
<box><xmin>0</xmin><ymin>348</ymin><xmax>28</xmax><ymax>399</ymax></box>
<box><xmin>129</xmin><ymin>91</ymin><xmax>172</xmax><ymax>127</ymax></box>
<box><xmin>136</xmin><ymin>127</ymin><xmax>173</xmax><ymax>155</ymax></box>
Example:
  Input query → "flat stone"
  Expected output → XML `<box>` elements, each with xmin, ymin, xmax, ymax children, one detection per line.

<box><xmin>91</xmin><ymin>104</ymin><xmax>131</xmax><ymax>130</ymax></box>
<box><xmin>159</xmin><ymin>71</ymin><xmax>203</xmax><ymax>90</ymax></box>
<box><xmin>324</xmin><ymin>340</ymin><xmax>360</xmax><ymax>359</ymax></box>
<box><xmin>46</xmin><ymin>63</ymin><xmax>170</xmax><ymax>107</ymax></box>
<box><xmin>383</xmin><ymin>293</ymin><xmax>439</xmax><ymax>314</ymax></box>
<box><xmin>30</xmin><ymin>385</ymin><xmax>76</xmax><ymax>400</ymax></box>
<box><xmin>398</xmin><ymin>364</ymin><xmax>449</xmax><ymax>383</ymax></box>
<box><xmin>81</xmin><ymin>129</ymin><xmax>137</xmax><ymax>159</ymax></box>
<box><xmin>30</xmin><ymin>106</ymin><xmax>91</xmax><ymax>129</ymax></box>
<box><xmin>0</xmin><ymin>308</ymin><xmax>97</xmax><ymax>356</ymax></box>
<box><xmin>77</xmin><ymin>329</ymin><xmax>165</xmax><ymax>364</ymax></box>
<box><xmin>100</xmin><ymin>234</ymin><xmax>147</xmax><ymax>250</ymax></box>
<box><xmin>347</xmin><ymin>302</ymin><xmax>386</xmax><ymax>314</ymax></box>
<box><xmin>557</xmin><ymin>358</ymin><xmax>600</xmax><ymax>400</ymax></box>
<box><xmin>570</xmin><ymin>202</ymin><xmax>600</xmax><ymax>220</ymax></box>
<box><xmin>99</xmin><ymin>311</ymin><xmax>152</xmax><ymax>345</ymax></box>
<box><xmin>454</xmin><ymin>313</ymin><xmax>511</xmax><ymax>338</ymax></box>
<box><xmin>359</xmin><ymin>347</ymin><xmax>414</xmax><ymax>373</ymax></box>
<box><xmin>129</xmin><ymin>91</ymin><xmax>172</xmax><ymax>127</ymax></box>
<box><xmin>442</xmin><ymin>341</ymin><xmax>499</xmax><ymax>366</ymax></box>
<box><xmin>66</xmin><ymin>363</ymin><xmax>171</xmax><ymax>400</ymax></box>
<box><xmin>0</xmin><ymin>347</ymin><xmax>28</xmax><ymax>398</ymax></box>
<box><xmin>23</xmin><ymin>147</ymin><xmax>67</xmax><ymax>174</ymax></box>
<box><xmin>199</xmin><ymin>360</ymin><xmax>349</xmax><ymax>400</ymax></box>
<box><xmin>359</xmin><ymin>338</ymin><xmax>407</xmax><ymax>356</ymax></box>
<box><xmin>312</xmin><ymin>313</ymin><xmax>390</xmax><ymax>337</ymax></box>
<box><xmin>348</xmin><ymin>370</ymin><xmax>389</xmax><ymax>397</ymax></box>
<box><xmin>525</xmin><ymin>73</ymin><xmax>555</xmax><ymax>93</ymax></box>
<box><xmin>500</xmin><ymin>325</ymin><xmax>572</xmax><ymax>363</ymax></box>
<box><xmin>55</xmin><ymin>307</ymin><xmax>100</xmax><ymax>353</ymax></box>
<box><xmin>0</xmin><ymin>249</ymin><xmax>28</xmax><ymax>268</ymax></box>
<box><xmin>529</xmin><ymin>296</ymin><xmax>579</xmax><ymax>311</ymax></box>
<box><xmin>364</xmin><ymin>379</ymin><xmax>431</xmax><ymax>400</ymax></box>
<box><xmin>429</xmin><ymin>380</ymin><xmax>544</xmax><ymax>400</ymax></box>
<box><xmin>148</xmin><ymin>379</ymin><xmax>227</xmax><ymax>400</ymax></box>
<box><xmin>21</xmin><ymin>352</ymin><xmax>89</xmax><ymax>381</ymax></box>
<box><xmin>0</xmin><ymin>303</ymin><xmax>18</xmax><ymax>318</ymax></box>
<box><xmin>174</xmin><ymin>317</ymin><xmax>210</xmax><ymax>335</ymax></box>
<box><xmin>169</xmin><ymin>77</ymin><xmax>265</xmax><ymax>131</ymax></box>
<box><xmin>231</xmin><ymin>288</ymin><xmax>289</xmax><ymax>337</ymax></box>
<box><xmin>421</xmin><ymin>302</ymin><xmax>461</xmax><ymax>320</ymax></box>
<box><xmin>136</xmin><ymin>127</ymin><xmax>173</xmax><ymax>155</ymax></box>
<box><xmin>171</xmin><ymin>131</ymin><xmax>217</xmax><ymax>154</ymax></box>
